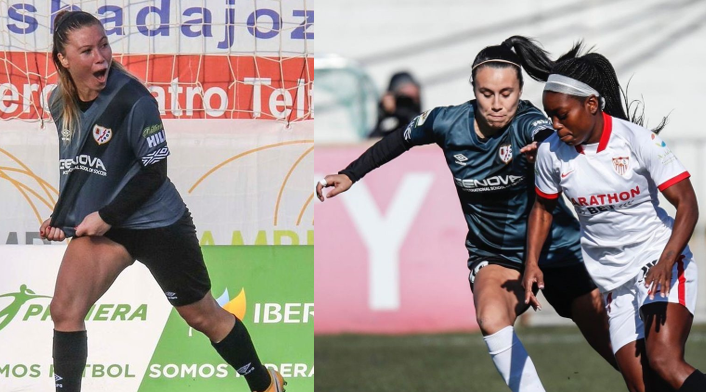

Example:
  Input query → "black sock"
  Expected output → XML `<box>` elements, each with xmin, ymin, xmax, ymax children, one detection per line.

<box><xmin>53</xmin><ymin>330</ymin><xmax>87</xmax><ymax>392</ymax></box>
<box><xmin>679</xmin><ymin>369</ymin><xmax>706</xmax><ymax>391</ymax></box>
<box><xmin>211</xmin><ymin>316</ymin><xmax>270</xmax><ymax>391</ymax></box>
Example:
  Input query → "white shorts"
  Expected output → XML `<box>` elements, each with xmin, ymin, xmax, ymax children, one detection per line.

<box><xmin>603</xmin><ymin>254</ymin><xmax>698</xmax><ymax>354</ymax></box>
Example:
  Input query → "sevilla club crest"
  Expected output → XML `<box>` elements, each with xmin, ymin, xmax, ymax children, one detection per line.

<box><xmin>93</xmin><ymin>124</ymin><xmax>112</xmax><ymax>145</ymax></box>
<box><xmin>498</xmin><ymin>144</ymin><xmax>513</xmax><ymax>164</ymax></box>
<box><xmin>612</xmin><ymin>156</ymin><xmax>629</xmax><ymax>176</ymax></box>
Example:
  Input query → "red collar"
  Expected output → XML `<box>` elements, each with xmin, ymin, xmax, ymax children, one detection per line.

<box><xmin>597</xmin><ymin>112</ymin><xmax>612</xmax><ymax>153</ymax></box>
<box><xmin>574</xmin><ymin>112</ymin><xmax>612</xmax><ymax>154</ymax></box>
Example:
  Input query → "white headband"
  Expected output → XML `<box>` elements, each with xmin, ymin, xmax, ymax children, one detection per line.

<box><xmin>544</xmin><ymin>74</ymin><xmax>605</xmax><ymax>109</ymax></box>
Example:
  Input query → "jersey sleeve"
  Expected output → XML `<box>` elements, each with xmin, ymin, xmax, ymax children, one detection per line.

<box><xmin>516</xmin><ymin>111</ymin><xmax>553</xmax><ymax>145</ymax></box>
<box><xmin>633</xmin><ymin>131</ymin><xmax>689</xmax><ymax>191</ymax></box>
<box><xmin>402</xmin><ymin>108</ymin><xmax>439</xmax><ymax>147</ymax></box>
<box><xmin>534</xmin><ymin>140</ymin><xmax>561</xmax><ymax>199</ymax></box>
<box><xmin>128</xmin><ymin>96</ymin><xmax>169</xmax><ymax>167</ymax></box>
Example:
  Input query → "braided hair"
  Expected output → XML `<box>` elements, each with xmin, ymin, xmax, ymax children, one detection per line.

<box><xmin>514</xmin><ymin>38</ymin><xmax>667</xmax><ymax>133</ymax></box>
<box><xmin>553</xmin><ymin>53</ymin><xmax>666</xmax><ymax>133</ymax></box>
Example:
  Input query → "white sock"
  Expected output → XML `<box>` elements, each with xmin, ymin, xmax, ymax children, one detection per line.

<box><xmin>483</xmin><ymin>326</ymin><xmax>545</xmax><ymax>392</ymax></box>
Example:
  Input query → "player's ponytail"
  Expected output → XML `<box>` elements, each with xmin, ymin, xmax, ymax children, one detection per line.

<box><xmin>500</xmin><ymin>36</ymin><xmax>555</xmax><ymax>82</ymax></box>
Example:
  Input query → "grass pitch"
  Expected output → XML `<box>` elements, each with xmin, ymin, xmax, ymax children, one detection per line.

<box><xmin>315</xmin><ymin>324</ymin><xmax>706</xmax><ymax>391</ymax></box>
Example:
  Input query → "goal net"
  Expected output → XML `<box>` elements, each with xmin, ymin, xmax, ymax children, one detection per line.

<box><xmin>1</xmin><ymin>0</ymin><xmax>313</xmax><ymax>121</ymax></box>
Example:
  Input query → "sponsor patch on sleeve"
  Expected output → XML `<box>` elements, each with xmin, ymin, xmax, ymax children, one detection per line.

<box><xmin>651</xmin><ymin>133</ymin><xmax>676</xmax><ymax>165</ymax></box>
<box><xmin>142</xmin><ymin>123</ymin><xmax>164</xmax><ymax>138</ymax></box>
<box><xmin>416</xmin><ymin>110</ymin><xmax>431</xmax><ymax>126</ymax></box>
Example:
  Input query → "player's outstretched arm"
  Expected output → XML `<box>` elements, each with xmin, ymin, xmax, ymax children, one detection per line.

<box><xmin>316</xmin><ymin>174</ymin><xmax>353</xmax><ymax>202</ymax></box>
<box><xmin>523</xmin><ymin>195</ymin><xmax>557</xmax><ymax>310</ymax></box>
<box><xmin>317</xmin><ymin>128</ymin><xmax>416</xmax><ymax>202</ymax></box>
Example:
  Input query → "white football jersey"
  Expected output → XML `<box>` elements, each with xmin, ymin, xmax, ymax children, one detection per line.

<box><xmin>534</xmin><ymin>113</ymin><xmax>691</xmax><ymax>292</ymax></box>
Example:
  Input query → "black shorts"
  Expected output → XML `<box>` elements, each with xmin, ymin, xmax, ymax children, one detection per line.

<box><xmin>104</xmin><ymin>210</ymin><xmax>211</xmax><ymax>307</ymax></box>
<box><xmin>540</xmin><ymin>262</ymin><xmax>596</xmax><ymax>318</ymax></box>
<box><xmin>467</xmin><ymin>255</ymin><xmax>596</xmax><ymax>319</ymax></box>
<box><xmin>468</xmin><ymin>255</ymin><xmax>523</xmax><ymax>288</ymax></box>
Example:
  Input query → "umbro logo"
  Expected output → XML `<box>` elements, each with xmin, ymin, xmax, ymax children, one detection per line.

<box><xmin>236</xmin><ymin>363</ymin><xmax>255</xmax><ymax>375</ymax></box>
<box><xmin>454</xmin><ymin>154</ymin><xmax>468</xmax><ymax>166</ymax></box>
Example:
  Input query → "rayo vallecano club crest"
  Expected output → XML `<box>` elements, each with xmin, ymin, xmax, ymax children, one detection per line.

<box><xmin>498</xmin><ymin>144</ymin><xmax>513</xmax><ymax>164</ymax></box>
<box><xmin>93</xmin><ymin>124</ymin><xmax>112</xmax><ymax>145</ymax></box>
<box><xmin>612</xmin><ymin>156</ymin><xmax>629</xmax><ymax>176</ymax></box>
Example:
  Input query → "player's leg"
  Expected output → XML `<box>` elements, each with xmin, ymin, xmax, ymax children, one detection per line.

<box><xmin>50</xmin><ymin>236</ymin><xmax>135</xmax><ymax>392</ymax></box>
<box><xmin>569</xmin><ymin>289</ymin><xmax>618</xmax><ymax>368</ymax></box>
<box><xmin>610</xmin><ymin>254</ymin><xmax>701</xmax><ymax>392</ymax></box>
<box><xmin>471</xmin><ymin>261</ymin><xmax>545</xmax><ymax>392</ymax></box>
<box><xmin>137</xmin><ymin>211</ymin><xmax>282</xmax><ymax>392</ymax></box>
<box><xmin>641</xmin><ymin>256</ymin><xmax>705</xmax><ymax>391</ymax></box>
<box><xmin>175</xmin><ymin>293</ymin><xmax>284</xmax><ymax>392</ymax></box>
<box><xmin>51</xmin><ymin>236</ymin><xmax>134</xmax><ymax>330</ymax></box>
<box><xmin>613</xmin><ymin>339</ymin><xmax>673</xmax><ymax>392</ymax></box>
<box><xmin>603</xmin><ymin>286</ymin><xmax>652</xmax><ymax>392</ymax></box>
<box><xmin>541</xmin><ymin>263</ymin><xmax>617</xmax><ymax>369</ymax></box>
<box><xmin>642</xmin><ymin>303</ymin><xmax>705</xmax><ymax>391</ymax></box>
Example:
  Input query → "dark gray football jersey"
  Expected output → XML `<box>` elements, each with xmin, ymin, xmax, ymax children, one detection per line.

<box><xmin>49</xmin><ymin>66</ymin><xmax>185</xmax><ymax>237</ymax></box>
<box><xmin>404</xmin><ymin>100</ymin><xmax>582</xmax><ymax>267</ymax></box>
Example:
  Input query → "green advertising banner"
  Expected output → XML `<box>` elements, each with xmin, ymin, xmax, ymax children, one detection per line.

<box><xmin>138</xmin><ymin>246</ymin><xmax>313</xmax><ymax>392</ymax></box>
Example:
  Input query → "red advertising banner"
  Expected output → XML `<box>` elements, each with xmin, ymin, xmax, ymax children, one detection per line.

<box><xmin>314</xmin><ymin>144</ymin><xmax>479</xmax><ymax>334</ymax></box>
<box><xmin>0</xmin><ymin>52</ymin><xmax>312</xmax><ymax>121</ymax></box>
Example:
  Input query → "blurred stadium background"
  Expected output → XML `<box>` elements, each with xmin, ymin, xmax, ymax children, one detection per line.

<box><xmin>315</xmin><ymin>0</ymin><xmax>706</xmax><ymax>390</ymax></box>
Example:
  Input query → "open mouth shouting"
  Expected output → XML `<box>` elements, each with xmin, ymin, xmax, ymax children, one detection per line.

<box><xmin>93</xmin><ymin>68</ymin><xmax>108</xmax><ymax>84</ymax></box>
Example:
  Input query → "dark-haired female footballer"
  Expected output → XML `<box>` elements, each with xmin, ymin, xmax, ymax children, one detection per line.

<box><xmin>523</xmin><ymin>42</ymin><xmax>705</xmax><ymax>392</ymax></box>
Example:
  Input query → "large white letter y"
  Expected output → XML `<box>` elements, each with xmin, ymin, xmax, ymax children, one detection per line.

<box><xmin>341</xmin><ymin>173</ymin><xmax>434</xmax><ymax>310</ymax></box>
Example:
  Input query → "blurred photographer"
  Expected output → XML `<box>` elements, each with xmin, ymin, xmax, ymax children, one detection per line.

<box><xmin>369</xmin><ymin>71</ymin><xmax>422</xmax><ymax>138</ymax></box>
